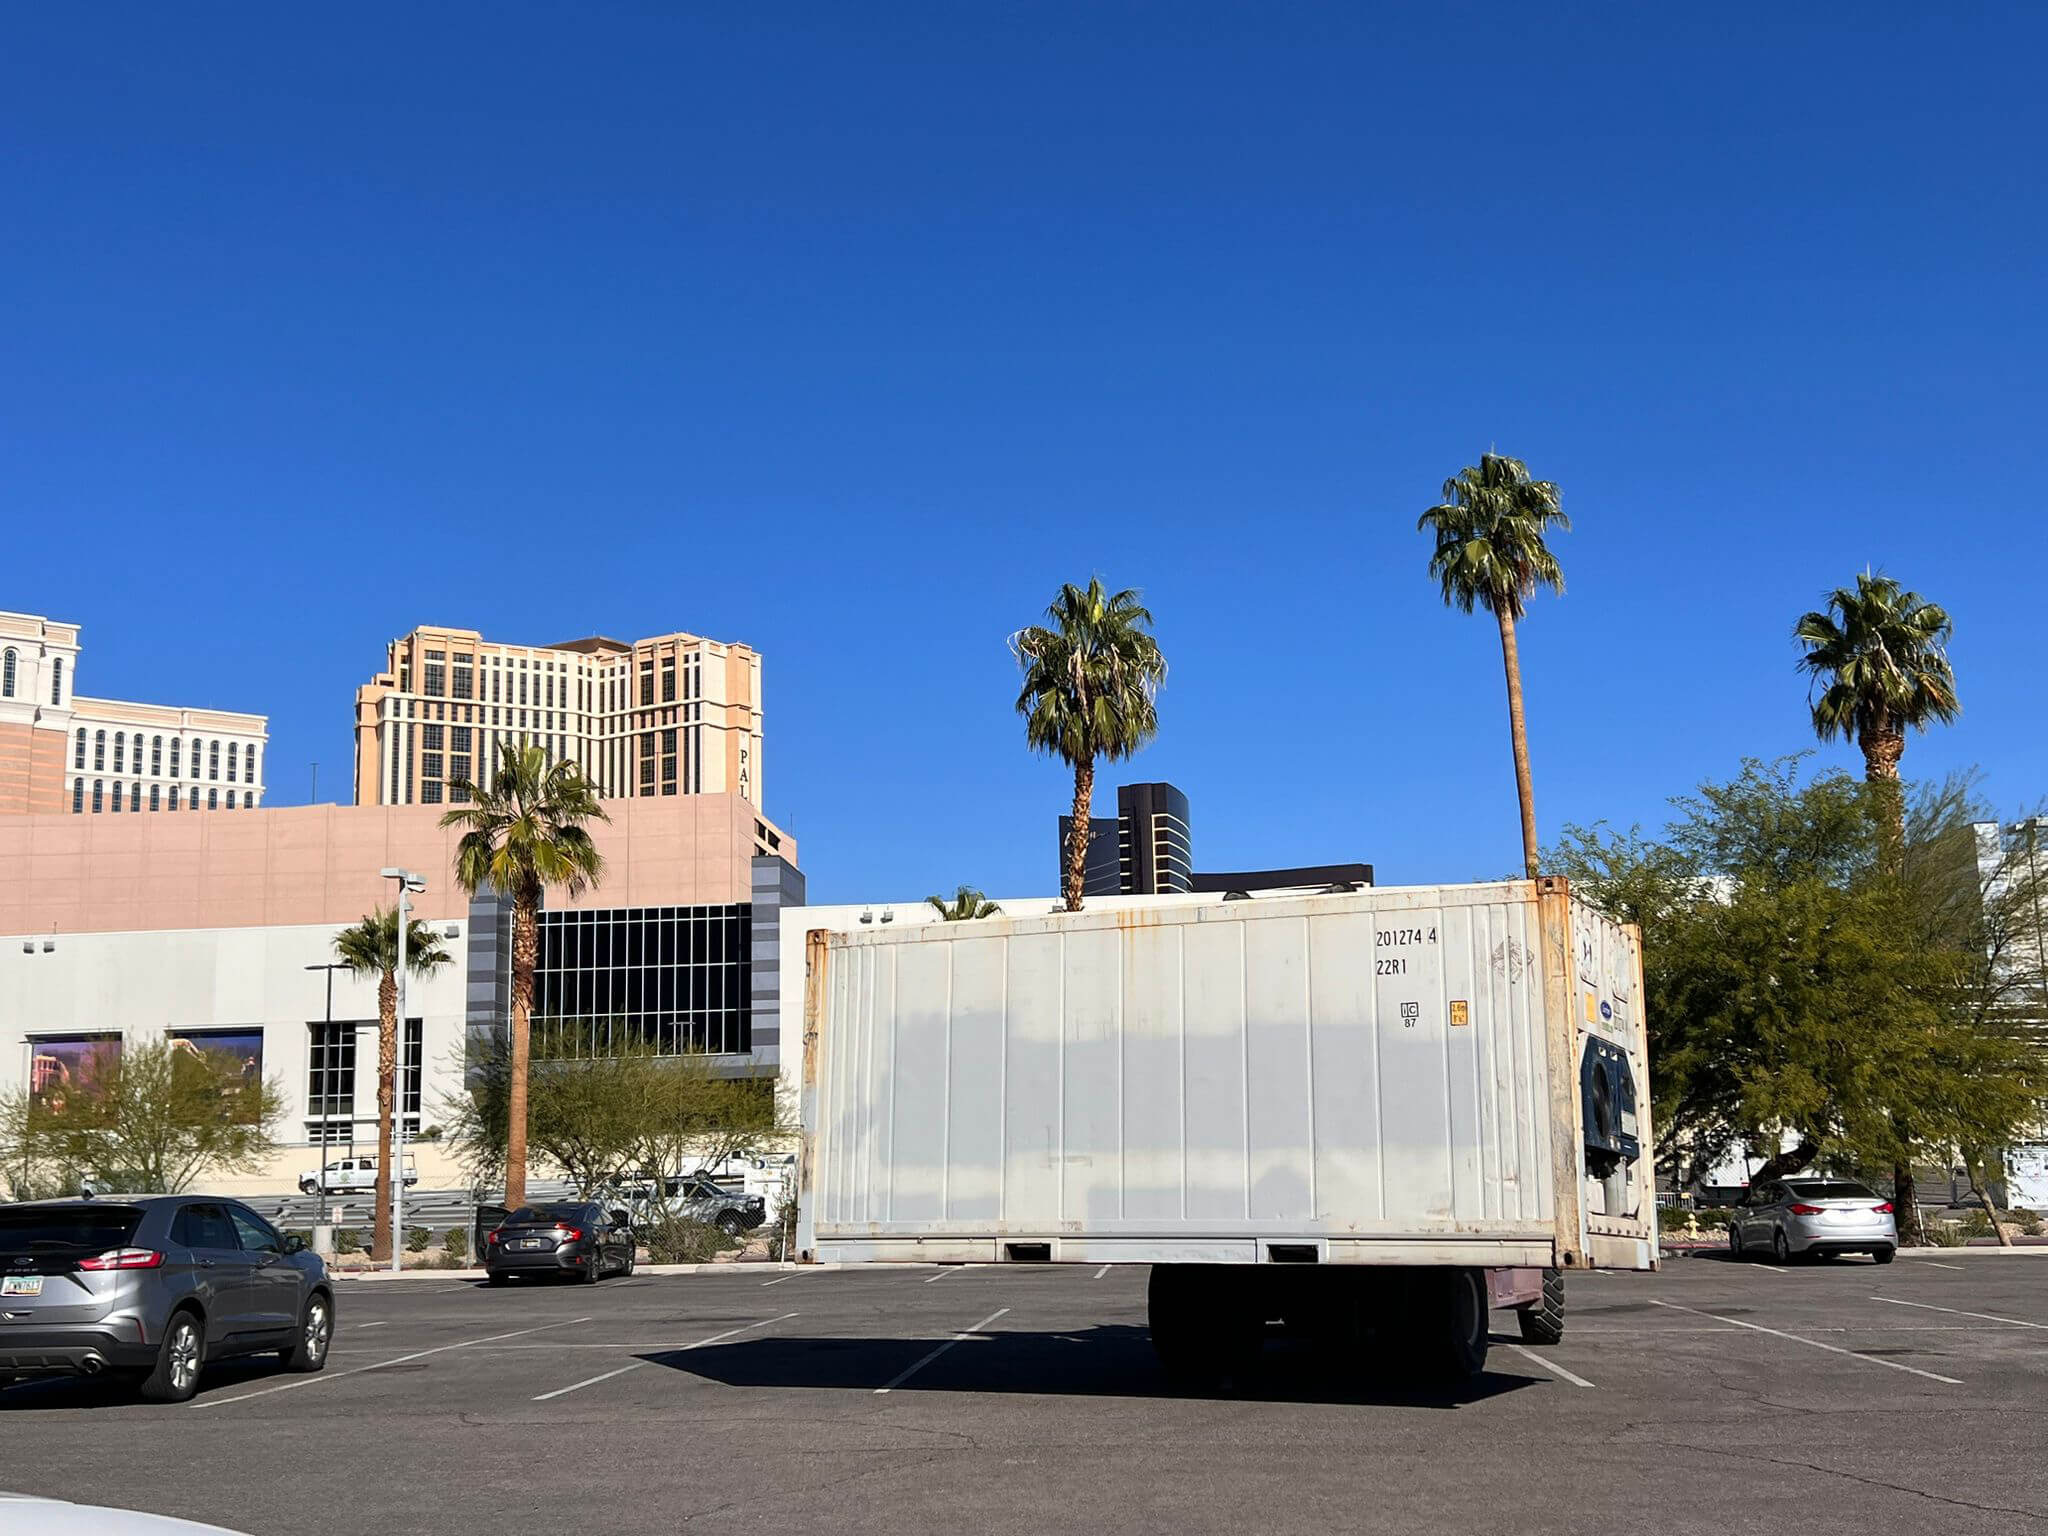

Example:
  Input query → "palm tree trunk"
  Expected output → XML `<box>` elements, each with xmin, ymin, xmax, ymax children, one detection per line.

<box><xmin>505</xmin><ymin>895</ymin><xmax>537</xmax><ymax>1209</ymax></box>
<box><xmin>1496</xmin><ymin>607</ymin><xmax>1541</xmax><ymax>879</ymax></box>
<box><xmin>372</xmin><ymin>971</ymin><xmax>397</xmax><ymax>1264</ymax></box>
<box><xmin>1065</xmin><ymin>755</ymin><xmax>1096</xmax><ymax>912</ymax></box>
<box><xmin>1860</xmin><ymin>720</ymin><xmax>1922</xmax><ymax>1243</ymax></box>
<box><xmin>1861</xmin><ymin>721</ymin><xmax>1907</xmax><ymax>872</ymax></box>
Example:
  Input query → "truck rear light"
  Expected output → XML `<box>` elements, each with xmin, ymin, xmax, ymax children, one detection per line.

<box><xmin>1872</xmin><ymin>1202</ymin><xmax>1894</xmax><ymax>1214</ymax></box>
<box><xmin>1787</xmin><ymin>1203</ymin><xmax>1825</xmax><ymax>1215</ymax></box>
<box><xmin>78</xmin><ymin>1248</ymin><xmax>165</xmax><ymax>1271</ymax></box>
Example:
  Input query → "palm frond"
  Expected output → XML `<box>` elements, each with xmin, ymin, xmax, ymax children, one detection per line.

<box><xmin>1793</xmin><ymin>568</ymin><xmax>1961</xmax><ymax>747</ymax></box>
<box><xmin>1418</xmin><ymin>452</ymin><xmax>1569</xmax><ymax>620</ymax></box>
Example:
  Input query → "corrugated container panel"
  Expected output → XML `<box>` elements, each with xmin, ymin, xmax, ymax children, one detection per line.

<box><xmin>811</xmin><ymin>884</ymin><xmax>1573</xmax><ymax>1248</ymax></box>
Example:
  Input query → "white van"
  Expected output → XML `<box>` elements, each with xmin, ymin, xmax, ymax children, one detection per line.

<box><xmin>298</xmin><ymin>1154</ymin><xmax>420</xmax><ymax>1195</ymax></box>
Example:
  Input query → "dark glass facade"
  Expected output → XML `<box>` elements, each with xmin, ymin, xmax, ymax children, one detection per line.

<box><xmin>533</xmin><ymin>903</ymin><xmax>752</xmax><ymax>1056</ymax></box>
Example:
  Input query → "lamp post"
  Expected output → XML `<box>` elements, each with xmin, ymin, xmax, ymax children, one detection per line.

<box><xmin>303</xmin><ymin>961</ymin><xmax>351</xmax><ymax>1246</ymax></box>
<box><xmin>380</xmin><ymin>867</ymin><xmax>425</xmax><ymax>1274</ymax></box>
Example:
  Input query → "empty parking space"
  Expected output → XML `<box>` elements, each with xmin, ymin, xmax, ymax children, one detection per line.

<box><xmin>5</xmin><ymin>1256</ymin><xmax>2047</xmax><ymax>1533</ymax></box>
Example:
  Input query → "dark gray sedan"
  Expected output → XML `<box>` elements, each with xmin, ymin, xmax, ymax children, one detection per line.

<box><xmin>0</xmin><ymin>1196</ymin><xmax>333</xmax><ymax>1402</ymax></box>
<box><xmin>483</xmin><ymin>1203</ymin><xmax>637</xmax><ymax>1284</ymax></box>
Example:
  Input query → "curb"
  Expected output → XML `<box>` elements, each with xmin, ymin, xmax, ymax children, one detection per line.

<box><xmin>332</xmin><ymin>1260</ymin><xmax>872</xmax><ymax>1281</ymax></box>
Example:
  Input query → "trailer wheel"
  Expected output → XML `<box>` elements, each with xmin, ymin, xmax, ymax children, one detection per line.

<box><xmin>1147</xmin><ymin>1265</ymin><xmax>1263</xmax><ymax>1386</ymax></box>
<box><xmin>1405</xmin><ymin>1268</ymin><xmax>1488</xmax><ymax>1380</ymax></box>
<box><xmin>1516</xmin><ymin>1268</ymin><xmax>1565</xmax><ymax>1345</ymax></box>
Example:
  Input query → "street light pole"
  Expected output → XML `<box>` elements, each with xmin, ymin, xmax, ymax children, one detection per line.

<box><xmin>381</xmin><ymin>867</ymin><xmax>425</xmax><ymax>1275</ymax></box>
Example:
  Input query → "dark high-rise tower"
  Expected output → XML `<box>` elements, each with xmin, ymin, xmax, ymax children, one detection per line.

<box><xmin>1057</xmin><ymin>781</ymin><xmax>1193</xmax><ymax>897</ymax></box>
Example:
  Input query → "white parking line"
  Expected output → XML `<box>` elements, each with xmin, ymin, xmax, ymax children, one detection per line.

<box><xmin>924</xmin><ymin>1267</ymin><xmax>958</xmax><ymax>1283</ymax></box>
<box><xmin>356</xmin><ymin>1321</ymin><xmax>388</xmax><ymax>1329</ymax></box>
<box><xmin>1650</xmin><ymin>1300</ymin><xmax>1961</xmax><ymax>1384</ymax></box>
<box><xmin>875</xmin><ymin>1307</ymin><xmax>1010</xmax><ymax>1394</ymax></box>
<box><xmin>761</xmin><ymin>1269</ymin><xmax>807</xmax><ymax>1287</ymax></box>
<box><xmin>1871</xmin><ymin>1296</ymin><xmax>2048</xmax><ymax>1331</ymax></box>
<box><xmin>1910</xmin><ymin>1261</ymin><xmax>1967</xmax><ymax>1272</ymax></box>
<box><xmin>1504</xmin><ymin>1343</ymin><xmax>1595</xmax><ymax>1387</ymax></box>
<box><xmin>196</xmin><ymin>1316</ymin><xmax>592</xmax><ymax>1408</ymax></box>
<box><xmin>1093</xmin><ymin>1265</ymin><xmax>1111</xmax><ymax>1279</ymax></box>
<box><xmin>532</xmin><ymin>1312</ymin><xmax>799</xmax><ymax>1401</ymax></box>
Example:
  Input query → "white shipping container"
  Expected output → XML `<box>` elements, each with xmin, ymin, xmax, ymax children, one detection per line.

<box><xmin>796</xmin><ymin>878</ymin><xmax>1654</xmax><ymax>1376</ymax></box>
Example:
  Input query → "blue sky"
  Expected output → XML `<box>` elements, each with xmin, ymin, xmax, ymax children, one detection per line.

<box><xmin>5</xmin><ymin>5</ymin><xmax>2042</xmax><ymax>902</ymax></box>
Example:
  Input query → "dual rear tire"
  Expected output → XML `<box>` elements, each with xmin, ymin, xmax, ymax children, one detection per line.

<box><xmin>1516</xmin><ymin>1268</ymin><xmax>1565</xmax><ymax>1345</ymax></box>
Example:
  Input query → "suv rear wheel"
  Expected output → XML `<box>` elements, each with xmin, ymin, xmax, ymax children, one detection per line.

<box><xmin>138</xmin><ymin>1309</ymin><xmax>204</xmax><ymax>1403</ymax></box>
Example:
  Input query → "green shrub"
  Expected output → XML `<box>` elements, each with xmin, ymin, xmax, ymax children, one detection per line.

<box><xmin>334</xmin><ymin>1227</ymin><xmax>364</xmax><ymax>1255</ymax></box>
<box><xmin>1958</xmin><ymin>1209</ymin><xmax>1994</xmax><ymax>1239</ymax></box>
<box><xmin>405</xmin><ymin>1225</ymin><xmax>431</xmax><ymax>1254</ymax></box>
<box><xmin>443</xmin><ymin>1226</ymin><xmax>469</xmax><ymax>1264</ymax></box>
<box><xmin>2012</xmin><ymin>1210</ymin><xmax>2043</xmax><ymax>1238</ymax></box>
<box><xmin>642</xmin><ymin>1214</ymin><xmax>737</xmax><ymax>1265</ymax></box>
<box><xmin>1925</xmin><ymin>1222</ymin><xmax>1967</xmax><ymax>1247</ymax></box>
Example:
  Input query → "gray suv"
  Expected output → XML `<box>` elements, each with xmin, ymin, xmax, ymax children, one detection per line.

<box><xmin>0</xmin><ymin>1195</ymin><xmax>334</xmax><ymax>1402</ymax></box>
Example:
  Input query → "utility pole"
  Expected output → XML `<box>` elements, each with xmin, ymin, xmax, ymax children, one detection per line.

<box><xmin>381</xmin><ymin>868</ymin><xmax>425</xmax><ymax>1273</ymax></box>
<box><xmin>310</xmin><ymin>762</ymin><xmax>319</xmax><ymax>804</ymax></box>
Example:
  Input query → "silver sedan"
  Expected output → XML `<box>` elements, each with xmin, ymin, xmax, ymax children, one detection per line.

<box><xmin>1729</xmin><ymin>1177</ymin><xmax>1898</xmax><ymax>1263</ymax></box>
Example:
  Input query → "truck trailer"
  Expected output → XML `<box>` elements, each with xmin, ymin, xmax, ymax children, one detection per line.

<box><xmin>796</xmin><ymin>876</ymin><xmax>1654</xmax><ymax>1378</ymax></box>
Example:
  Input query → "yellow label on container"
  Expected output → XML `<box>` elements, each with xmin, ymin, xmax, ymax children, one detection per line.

<box><xmin>1449</xmin><ymin>1000</ymin><xmax>1469</xmax><ymax>1028</ymax></box>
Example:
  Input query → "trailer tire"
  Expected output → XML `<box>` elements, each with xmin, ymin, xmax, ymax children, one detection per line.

<box><xmin>1403</xmin><ymin>1269</ymin><xmax>1488</xmax><ymax>1380</ymax></box>
<box><xmin>1147</xmin><ymin>1265</ymin><xmax>1263</xmax><ymax>1386</ymax></box>
<box><xmin>1516</xmin><ymin>1268</ymin><xmax>1565</xmax><ymax>1345</ymax></box>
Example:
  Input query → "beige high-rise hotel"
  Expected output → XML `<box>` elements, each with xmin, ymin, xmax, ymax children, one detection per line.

<box><xmin>353</xmin><ymin>625</ymin><xmax>764</xmax><ymax>809</ymax></box>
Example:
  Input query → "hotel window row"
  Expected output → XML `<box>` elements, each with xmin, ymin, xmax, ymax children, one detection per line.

<box><xmin>72</xmin><ymin>779</ymin><xmax>256</xmax><ymax>813</ymax></box>
<box><xmin>71</xmin><ymin>731</ymin><xmax>259</xmax><ymax>790</ymax></box>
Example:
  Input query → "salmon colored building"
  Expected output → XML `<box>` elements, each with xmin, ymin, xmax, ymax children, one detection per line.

<box><xmin>0</xmin><ymin>796</ymin><xmax>803</xmax><ymax>1196</ymax></box>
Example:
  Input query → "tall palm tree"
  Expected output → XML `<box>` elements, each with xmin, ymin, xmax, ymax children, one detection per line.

<box><xmin>1795</xmin><ymin>568</ymin><xmax>1960</xmax><ymax>857</ymax></box>
<box><xmin>333</xmin><ymin>908</ymin><xmax>450</xmax><ymax>1263</ymax></box>
<box><xmin>927</xmin><ymin>885</ymin><xmax>1001</xmax><ymax>921</ymax></box>
<box><xmin>442</xmin><ymin>741</ymin><xmax>609</xmax><ymax>1209</ymax></box>
<box><xmin>1794</xmin><ymin>568</ymin><xmax>1960</xmax><ymax>1242</ymax></box>
<box><xmin>1013</xmin><ymin>579</ymin><xmax>1168</xmax><ymax>911</ymax></box>
<box><xmin>1418</xmin><ymin>452</ymin><xmax>1569</xmax><ymax>879</ymax></box>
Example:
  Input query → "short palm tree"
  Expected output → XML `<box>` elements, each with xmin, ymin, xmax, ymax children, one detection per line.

<box><xmin>1795</xmin><ymin>568</ymin><xmax>1960</xmax><ymax>854</ymax></box>
<box><xmin>927</xmin><ymin>885</ymin><xmax>1001</xmax><ymax>921</ymax></box>
<box><xmin>442</xmin><ymin>741</ymin><xmax>609</xmax><ymax>1209</ymax></box>
<box><xmin>1794</xmin><ymin>568</ymin><xmax>1960</xmax><ymax>1243</ymax></box>
<box><xmin>1418</xmin><ymin>453</ymin><xmax>1569</xmax><ymax>879</ymax></box>
<box><xmin>333</xmin><ymin>908</ymin><xmax>450</xmax><ymax>1263</ymax></box>
<box><xmin>1013</xmin><ymin>579</ymin><xmax>1168</xmax><ymax>911</ymax></box>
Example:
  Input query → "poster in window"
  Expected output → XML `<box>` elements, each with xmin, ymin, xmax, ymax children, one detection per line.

<box><xmin>169</xmin><ymin>1029</ymin><xmax>265</xmax><ymax>1120</ymax></box>
<box><xmin>27</xmin><ymin>1035</ymin><xmax>122</xmax><ymax>1112</ymax></box>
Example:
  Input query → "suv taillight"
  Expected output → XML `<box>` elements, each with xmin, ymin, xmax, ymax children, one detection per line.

<box><xmin>1787</xmin><ymin>1203</ymin><xmax>1825</xmax><ymax>1215</ymax></box>
<box><xmin>78</xmin><ymin>1248</ymin><xmax>164</xmax><ymax>1271</ymax></box>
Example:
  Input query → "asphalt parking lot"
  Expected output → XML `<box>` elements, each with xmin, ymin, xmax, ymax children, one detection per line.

<box><xmin>5</xmin><ymin>1252</ymin><xmax>2046</xmax><ymax>1535</ymax></box>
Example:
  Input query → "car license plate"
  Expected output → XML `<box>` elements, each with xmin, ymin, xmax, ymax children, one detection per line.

<box><xmin>1</xmin><ymin>1275</ymin><xmax>44</xmax><ymax>1296</ymax></box>
<box><xmin>516</xmin><ymin>1239</ymin><xmax>550</xmax><ymax>1251</ymax></box>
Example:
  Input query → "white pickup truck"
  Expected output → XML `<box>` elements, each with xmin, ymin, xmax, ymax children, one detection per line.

<box><xmin>298</xmin><ymin>1154</ymin><xmax>420</xmax><ymax>1195</ymax></box>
